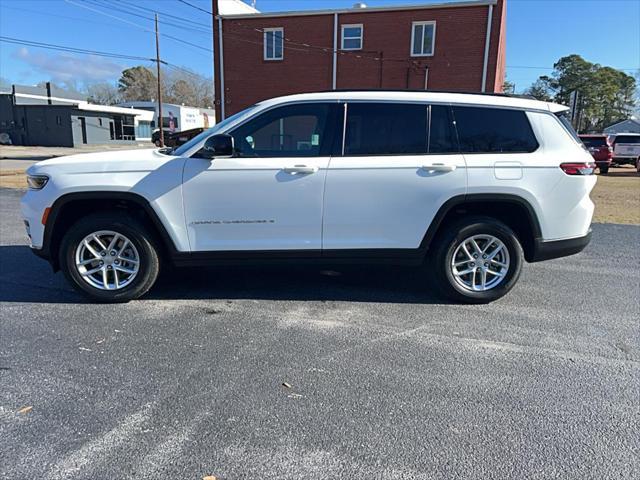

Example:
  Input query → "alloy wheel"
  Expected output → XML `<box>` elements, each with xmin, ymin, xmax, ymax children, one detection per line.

<box><xmin>74</xmin><ymin>230</ymin><xmax>140</xmax><ymax>290</ymax></box>
<box><xmin>450</xmin><ymin>234</ymin><xmax>510</xmax><ymax>292</ymax></box>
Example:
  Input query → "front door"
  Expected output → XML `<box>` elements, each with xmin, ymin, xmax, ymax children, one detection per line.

<box><xmin>182</xmin><ymin>102</ymin><xmax>340</xmax><ymax>252</ymax></box>
<box><xmin>322</xmin><ymin>102</ymin><xmax>466</xmax><ymax>250</ymax></box>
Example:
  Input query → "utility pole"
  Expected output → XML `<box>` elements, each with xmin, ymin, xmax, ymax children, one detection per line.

<box><xmin>155</xmin><ymin>13</ymin><xmax>164</xmax><ymax>147</ymax></box>
<box><xmin>212</xmin><ymin>0</ymin><xmax>222</xmax><ymax>123</ymax></box>
<box><xmin>211</xmin><ymin>0</ymin><xmax>218</xmax><ymax>116</ymax></box>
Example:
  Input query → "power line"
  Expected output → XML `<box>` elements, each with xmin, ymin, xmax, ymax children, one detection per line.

<box><xmin>0</xmin><ymin>36</ymin><xmax>155</xmax><ymax>62</ymax></box>
<box><xmin>82</xmin><ymin>0</ymin><xmax>212</xmax><ymax>35</ymax></box>
<box><xmin>115</xmin><ymin>0</ymin><xmax>212</xmax><ymax>29</ymax></box>
<box><xmin>0</xmin><ymin>35</ymin><xmax>204</xmax><ymax>79</ymax></box>
<box><xmin>65</xmin><ymin>0</ymin><xmax>213</xmax><ymax>55</ymax></box>
<box><xmin>176</xmin><ymin>0</ymin><xmax>213</xmax><ymax>15</ymax></box>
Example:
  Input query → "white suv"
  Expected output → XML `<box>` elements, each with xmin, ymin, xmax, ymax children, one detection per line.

<box><xmin>21</xmin><ymin>91</ymin><xmax>596</xmax><ymax>303</ymax></box>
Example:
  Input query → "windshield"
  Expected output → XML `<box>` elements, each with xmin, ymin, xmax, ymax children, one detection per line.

<box><xmin>171</xmin><ymin>104</ymin><xmax>260</xmax><ymax>156</ymax></box>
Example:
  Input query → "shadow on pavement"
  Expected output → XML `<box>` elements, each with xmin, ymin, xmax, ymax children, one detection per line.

<box><xmin>0</xmin><ymin>245</ymin><xmax>448</xmax><ymax>305</ymax></box>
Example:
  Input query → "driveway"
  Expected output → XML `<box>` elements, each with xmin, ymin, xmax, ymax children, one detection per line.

<box><xmin>1</xmin><ymin>187</ymin><xmax>638</xmax><ymax>479</ymax></box>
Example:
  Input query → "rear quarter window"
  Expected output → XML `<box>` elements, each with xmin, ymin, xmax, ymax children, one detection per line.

<box><xmin>453</xmin><ymin>106</ymin><xmax>539</xmax><ymax>153</ymax></box>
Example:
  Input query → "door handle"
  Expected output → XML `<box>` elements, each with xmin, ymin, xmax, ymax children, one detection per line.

<box><xmin>421</xmin><ymin>163</ymin><xmax>457</xmax><ymax>172</ymax></box>
<box><xmin>283</xmin><ymin>165</ymin><xmax>318</xmax><ymax>174</ymax></box>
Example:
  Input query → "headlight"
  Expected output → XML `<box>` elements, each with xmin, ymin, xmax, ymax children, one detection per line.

<box><xmin>27</xmin><ymin>175</ymin><xmax>49</xmax><ymax>190</ymax></box>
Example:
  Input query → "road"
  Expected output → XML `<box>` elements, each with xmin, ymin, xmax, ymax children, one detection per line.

<box><xmin>1</xmin><ymin>187</ymin><xmax>638</xmax><ymax>479</ymax></box>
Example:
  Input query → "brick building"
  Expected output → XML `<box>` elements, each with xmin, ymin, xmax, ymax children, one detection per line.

<box><xmin>213</xmin><ymin>0</ymin><xmax>507</xmax><ymax>119</ymax></box>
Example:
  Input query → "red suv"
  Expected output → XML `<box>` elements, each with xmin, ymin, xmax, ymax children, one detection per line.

<box><xmin>579</xmin><ymin>134</ymin><xmax>613</xmax><ymax>174</ymax></box>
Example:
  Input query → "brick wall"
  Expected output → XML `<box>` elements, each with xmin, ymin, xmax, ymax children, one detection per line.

<box><xmin>219</xmin><ymin>1</ymin><xmax>506</xmax><ymax>117</ymax></box>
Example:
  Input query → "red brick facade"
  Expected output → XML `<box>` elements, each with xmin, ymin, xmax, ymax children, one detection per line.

<box><xmin>215</xmin><ymin>0</ymin><xmax>506</xmax><ymax>118</ymax></box>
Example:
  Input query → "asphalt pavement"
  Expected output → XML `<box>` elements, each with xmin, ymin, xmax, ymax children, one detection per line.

<box><xmin>1</xmin><ymin>187</ymin><xmax>638</xmax><ymax>479</ymax></box>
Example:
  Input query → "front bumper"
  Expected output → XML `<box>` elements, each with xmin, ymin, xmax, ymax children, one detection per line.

<box><xmin>529</xmin><ymin>230</ymin><xmax>592</xmax><ymax>262</ymax></box>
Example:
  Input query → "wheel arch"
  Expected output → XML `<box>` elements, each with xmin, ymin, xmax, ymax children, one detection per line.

<box><xmin>43</xmin><ymin>191</ymin><xmax>178</xmax><ymax>271</ymax></box>
<box><xmin>420</xmin><ymin>194</ymin><xmax>543</xmax><ymax>262</ymax></box>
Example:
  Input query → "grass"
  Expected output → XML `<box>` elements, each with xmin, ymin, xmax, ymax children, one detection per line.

<box><xmin>2</xmin><ymin>166</ymin><xmax>638</xmax><ymax>225</ymax></box>
<box><xmin>591</xmin><ymin>166</ymin><xmax>640</xmax><ymax>225</ymax></box>
<box><xmin>0</xmin><ymin>169</ymin><xmax>27</xmax><ymax>189</ymax></box>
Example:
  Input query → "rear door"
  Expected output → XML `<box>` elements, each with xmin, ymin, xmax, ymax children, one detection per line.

<box><xmin>322</xmin><ymin>102</ymin><xmax>466</xmax><ymax>250</ymax></box>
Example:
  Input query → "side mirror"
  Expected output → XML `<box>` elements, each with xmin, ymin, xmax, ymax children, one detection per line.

<box><xmin>201</xmin><ymin>134</ymin><xmax>234</xmax><ymax>159</ymax></box>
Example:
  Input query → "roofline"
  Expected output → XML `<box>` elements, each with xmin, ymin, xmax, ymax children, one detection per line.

<box><xmin>9</xmin><ymin>92</ymin><xmax>153</xmax><ymax>117</ymax></box>
<box><xmin>604</xmin><ymin>118</ymin><xmax>640</xmax><ymax>129</ymax></box>
<box><xmin>253</xmin><ymin>90</ymin><xmax>568</xmax><ymax>114</ymax></box>
<box><xmin>220</xmin><ymin>0</ymin><xmax>497</xmax><ymax>19</ymax></box>
<box><xmin>325</xmin><ymin>88</ymin><xmax>536</xmax><ymax>101</ymax></box>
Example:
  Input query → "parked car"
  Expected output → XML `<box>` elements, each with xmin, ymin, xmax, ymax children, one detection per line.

<box><xmin>152</xmin><ymin>127</ymin><xmax>205</xmax><ymax>147</ymax></box>
<box><xmin>21</xmin><ymin>91</ymin><xmax>596</xmax><ymax>303</ymax></box>
<box><xmin>611</xmin><ymin>133</ymin><xmax>640</xmax><ymax>166</ymax></box>
<box><xmin>579</xmin><ymin>134</ymin><xmax>612</xmax><ymax>174</ymax></box>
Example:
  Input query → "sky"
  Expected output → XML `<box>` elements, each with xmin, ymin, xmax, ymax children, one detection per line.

<box><xmin>0</xmin><ymin>0</ymin><xmax>638</xmax><ymax>93</ymax></box>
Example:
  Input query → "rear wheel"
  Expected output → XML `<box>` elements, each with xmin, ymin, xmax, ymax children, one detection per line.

<box><xmin>59</xmin><ymin>213</ymin><xmax>160</xmax><ymax>302</ymax></box>
<box><xmin>599</xmin><ymin>165</ymin><xmax>609</xmax><ymax>174</ymax></box>
<box><xmin>430</xmin><ymin>216</ymin><xmax>523</xmax><ymax>303</ymax></box>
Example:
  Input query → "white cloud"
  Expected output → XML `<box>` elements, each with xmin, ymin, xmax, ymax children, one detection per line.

<box><xmin>13</xmin><ymin>47</ymin><xmax>124</xmax><ymax>85</ymax></box>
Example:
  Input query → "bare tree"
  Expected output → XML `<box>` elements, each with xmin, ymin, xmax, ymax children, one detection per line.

<box><xmin>87</xmin><ymin>82</ymin><xmax>121</xmax><ymax>105</ymax></box>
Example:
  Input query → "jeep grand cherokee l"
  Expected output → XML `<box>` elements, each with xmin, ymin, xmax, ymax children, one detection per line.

<box><xmin>21</xmin><ymin>91</ymin><xmax>596</xmax><ymax>303</ymax></box>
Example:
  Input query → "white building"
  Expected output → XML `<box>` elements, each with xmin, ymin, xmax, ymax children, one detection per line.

<box><xmin>117</xmin><ymin>101</ymin><xmax>216</xmax><ymax>133</ymax></box>
<box><xmin>219</xmin><ymin>0</ymin><xmax>259</xmax><ymax>14</ymax></box>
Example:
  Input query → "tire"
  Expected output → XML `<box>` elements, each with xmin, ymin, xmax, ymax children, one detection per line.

<box><xmin>429</xmin><ymin>216</ymin><xmax>524</xmax><ymax>304</ymax></box>
<box><xmin>599</xmin><ymin>165</ymin><xmax>609</xmax><ymax>174</ymax></box>
<box><xmin>59</xmin><ymin>212</ymin><xmax>160</xmax><ymax>303</ymax></box>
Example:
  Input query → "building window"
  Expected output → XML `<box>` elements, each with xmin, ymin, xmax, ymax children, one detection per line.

<box><xmin>411</xmin><ymin>21</ymin><xmax>436</xmax><ymax>57</ymax></box>
<box><xmin>341</xmin><ymin>24</ymin><xmax>363</xmax><ymax>50</ymax></box>
<box><xmin>264</xmin><ymin>27</ymin><xmax>284</xmax><ymax>61</ymax></box>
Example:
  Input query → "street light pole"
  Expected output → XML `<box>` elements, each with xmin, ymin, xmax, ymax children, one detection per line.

<box><xmin>155</xmin><ymin>13</ymin><xmax>164</xmax><ymax>147</ymax></box>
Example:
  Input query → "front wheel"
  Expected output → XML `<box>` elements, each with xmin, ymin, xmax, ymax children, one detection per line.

<box><xmin>59</xmin><ymin>213</ymin><xmax>160</xmax><ymax>302</ymax></box>
<box><xmin>430</xmin><ymin>216</ymin><xmax>524</xmax><ymax>303</ymax></box>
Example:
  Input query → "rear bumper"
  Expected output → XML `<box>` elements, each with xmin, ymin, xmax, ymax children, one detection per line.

<box><xmin>530</xmin><ymin>230</ymin><xmax>592</xmax><ymax>262</ymax></box>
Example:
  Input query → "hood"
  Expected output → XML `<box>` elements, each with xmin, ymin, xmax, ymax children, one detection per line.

<box><xmin>27</xmin><ymin>148</ymin><xmax>171</xmax><ymax>176</ymax></box>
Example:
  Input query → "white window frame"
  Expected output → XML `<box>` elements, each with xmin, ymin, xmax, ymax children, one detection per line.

<box><xmin>341</xmin><ymin>24</ymin><xmax>363</xmax><ymax>51</ymax></box>
<box><xmin>410</xmin><ymin>21</ymin><xmax>436</xmax><ymax>57</ymax></box>
<box><xmin>264</xmin><ymin>27</ymin><xmax>284</xmax><ymax>61</ymax></box>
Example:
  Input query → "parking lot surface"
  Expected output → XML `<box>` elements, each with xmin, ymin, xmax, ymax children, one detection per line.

<box><xmin>1</xmin><ymin>187</ymin><xmax>638</xmax><ymax>479</ymax></box>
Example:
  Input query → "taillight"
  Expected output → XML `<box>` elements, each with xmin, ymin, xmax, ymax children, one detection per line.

<box><xmin>560</xmin><ymin>162</ymin><xmax>596</xmax><ymax>175</ymax></box>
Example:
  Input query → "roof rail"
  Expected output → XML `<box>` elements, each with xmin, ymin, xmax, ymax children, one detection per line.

<box><xmin>319</xmin><ymin>88</ymin><xmax>537</xmax><ymax>101</ymax></box>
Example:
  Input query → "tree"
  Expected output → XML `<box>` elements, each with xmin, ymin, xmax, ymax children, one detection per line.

<box><xmin>115</xmin><ymin>65</ymin><xmax>213</xmax><ymax>107</ymax></box>
<box><xmin>524</xmin><ymin>77</ymin><xmax>554</xmax><ymax>102</ymax></box>
<box><xmin>524</xmin><ymin>55</ymin><xmax>636</xmax><ymax>132</ymax></box>
<box><xmin>118</xmin><ymin>66</ymin><xmax>158</xmax><ymax>101</ymax></box>
<box><xmin>87</xmin><ymin>82</ymin><xmax>121</xmax><ymax>105</ymax></box>
<box><xmin>503</xmin><ymin>78</ymin><xmax>516</xmax><ymax>94</ymax></box>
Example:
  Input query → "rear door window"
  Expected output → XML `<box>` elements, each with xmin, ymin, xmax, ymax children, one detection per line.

<box><xmin>428</xmin><ymin>105</ymin><xmax>456</xmax><ymax>154</ymax></box>
<box><xmin>344</xmin><ymin>103</ymin><xmax>428</xmax><ymax>155</ymax></box>
<box><xmin>343</xmin><ymin>103</ymin><xmax>457</xmax><ymax>156</ymax></box>
<box><xmin>453</xmin><ymin>106</ymin><xmax>539</xmax><ymax>153</ymax></box>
